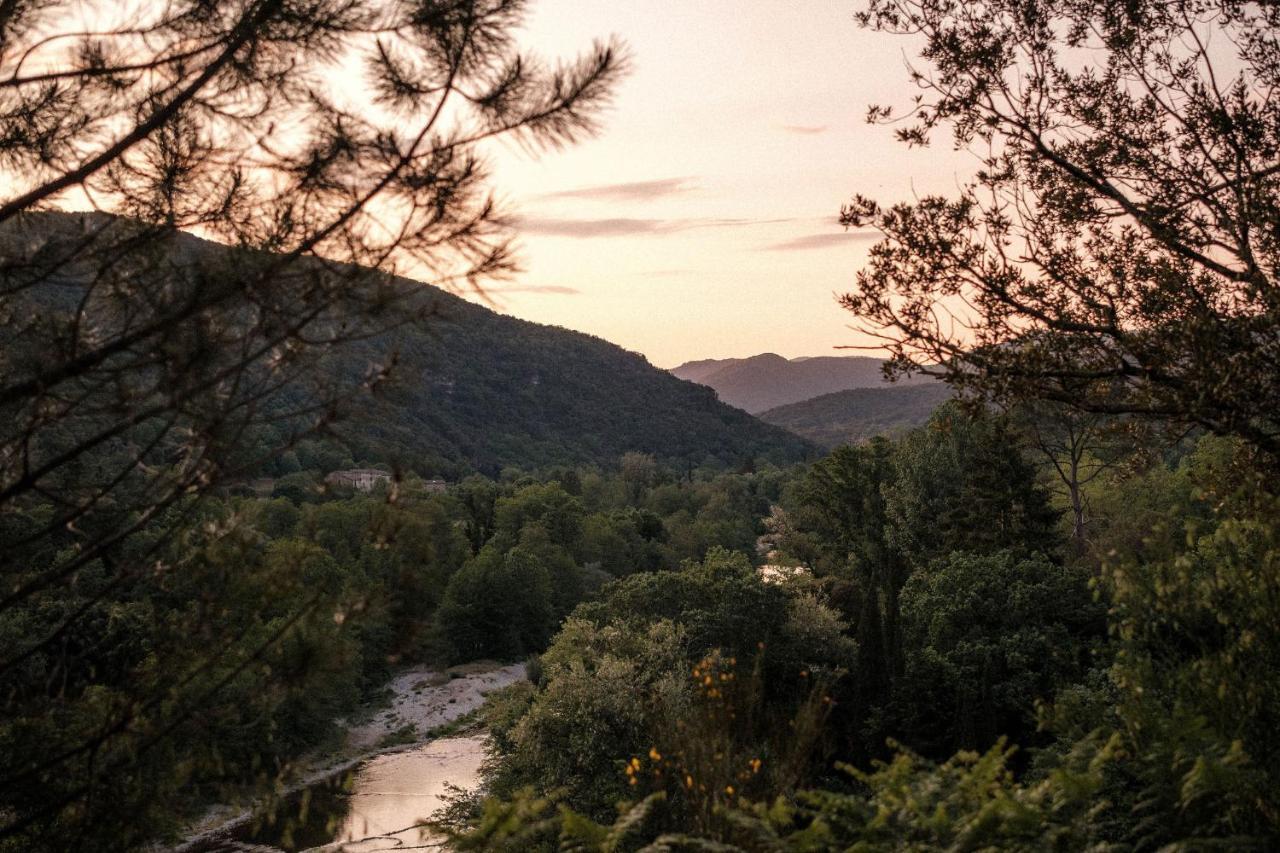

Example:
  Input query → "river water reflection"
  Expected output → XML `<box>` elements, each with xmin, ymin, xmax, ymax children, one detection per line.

<box><xmin>217</xmin><ymin>734</ymin><xmax>486</xmax><ymax>852</ymax></box>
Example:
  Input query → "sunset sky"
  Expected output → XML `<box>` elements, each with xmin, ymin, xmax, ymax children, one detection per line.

<box><xmin>474</xmin><ymin>1</ymin><xmax>974</xmax><ymax>367</ymax></box>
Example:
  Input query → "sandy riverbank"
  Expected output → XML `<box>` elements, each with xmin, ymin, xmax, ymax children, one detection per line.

<box><xmin>345</xmin><ymin>661</ymin><xmax>525</xmax><ymax>752</ymax></box>
<box><xmin>171</xmin><ymin>661</ymin><xmax>526</xmax><ymax>852</ymax></box>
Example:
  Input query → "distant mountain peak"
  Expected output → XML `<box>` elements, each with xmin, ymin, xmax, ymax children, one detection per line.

<box><xmin>670</xmin><ymin>352</ymin><xmax>933</xmax><ymax>414</ymax></box>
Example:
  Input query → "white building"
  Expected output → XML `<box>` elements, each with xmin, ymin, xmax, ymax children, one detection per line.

<box><xmin>325</xmin><ymin>468</ymin><xmax>392</xmax><ymax>492</ymax></box>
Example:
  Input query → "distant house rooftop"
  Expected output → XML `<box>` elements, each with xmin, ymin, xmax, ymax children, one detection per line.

<box><xmin>323</xmin><ymin>470</ymin><xmax>452</xmax><ymax>494</ymax></box>
<box><xmin>325</xmin><ymin>468</ymin><xmax>392</xmax><ymax>492</ymax></box>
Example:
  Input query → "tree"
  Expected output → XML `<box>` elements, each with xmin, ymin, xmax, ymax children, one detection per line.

<box><xmin>437</xmin><ymin>540</ymin><xmax>555</xmax><ymax>662</ymax></box>
<box><xmin>887</xmin><ymin>550</ymin><xmax>1099</xmax><ymax>757</ymax></box>
<box><xmin>883</xmin><ymin>403</ymin><xmax>1060</xmax><ymax>567</ymax></box>
<box><xmin>1091</xmin><ymin>471</ymin><xmax>1280</xmax><ymax>846</ymax></box>
<box><xmin>455</xmin><ymin>474</ymin><xmax>501</xmax><ymax>553</ymax></box>
<box><xmin>784</xmin><ymin>409</ymin><xmax>1062</xmax><ymax>760</ymax></box>
<box><xmin>786</xmin><ymin>438</ymin><xmax>903</xmax><ymax>700</ymax></box>
<box><xmin>0</xmin><ymin>2</ymin><xmax>621</xmax><ymax>844</ymax></box>
<box><xmin>844</xmin><ymin>0</ymin><xmax>1280</xmax><ymax>456</ymax></box>
<box><xmin>620</xmin><ymin>451</ymin><xmax>658</xmax><ymax>505</ymax></box>
<box><xmin>492</xmin><ymin>482</ymin><xmax>584</xmax><ymax>550</ymax></box>
<box><xmin>479</xmin><ymin>548</ymin><xmax>855</xmax><ymax>822</ymax></box>
<box><xmin>1009</xmin><ymin>401</ymin><xmax>1125</xmax><ymax>558</ymax></box>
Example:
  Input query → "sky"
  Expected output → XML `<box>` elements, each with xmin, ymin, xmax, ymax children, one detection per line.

<box><xmin>471</xmin><ymin>0</ymin><xmax>975</xmax><ymax>368</ymax></box>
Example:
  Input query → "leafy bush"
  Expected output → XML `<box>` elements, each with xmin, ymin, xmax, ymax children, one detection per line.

<box><xmin>477</xmin><ymin>549</ymin><xmax>857</xmax><ymax>821</ymax></box>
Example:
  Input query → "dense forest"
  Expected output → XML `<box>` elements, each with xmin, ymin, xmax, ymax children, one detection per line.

<box><xmin>325</xmin><ymin>289</ymin><xmax>813</xmax><ymax>476</ymax></box>
<box><xmin>439</xmin><ymin>406</ymin><xmax>1280</xmax><ymax>850</ymax></box>
<box><xmin>0</xmin><ymin>454</ymin><xmax>794</xmax><ymax>848</ymax></box>
<box><xmin>9</xmin><ymin>396</ymin><xmax>1279</xmax><ymax>850</ymax></box>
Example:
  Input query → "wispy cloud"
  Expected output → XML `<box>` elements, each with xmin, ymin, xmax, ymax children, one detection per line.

<box><xmin>764</xmin><ymin>231</ymin><xmax>879</xmax><ymax>251</ymax></box>
<box><xmin>691</xmin><ymin>217</ymin><xmax>798</xmax><ymax>230</ymax></box>
<box><xmin>538</xmin><ymin>177</ymin><xmax>697</xmax><ymax>203</ymax></box>
<box><xmin>515</xmin><ymin>216</ymin><xmax>671</xmax><ymax>238</ymax></box>
<box><xmin>636</xmin><ymin>269</ymin><xmax>690</xmax><ymax>278</ymax></box>
<box><xmin>514</xmin><ymin>215</ymin><xmax>802</xmax><ymax>239</ymax></box>
<box><xmin>779</xmin><ymin>124</ymin><xmax>828</xmax><ymax>135</ymax></box>
<box><xmin>482</xmin><ymin>284</ymin><xmax>580</xmax><ymax>295</ymax></box>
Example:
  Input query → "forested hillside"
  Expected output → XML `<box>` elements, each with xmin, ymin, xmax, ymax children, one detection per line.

<box><xmin>759</xmin><ymin>382</ymin><xmax>952</xmax><ymax>448</ymax></box>
<box><xmin>670</xmin><ymin>353</ymin><xmax>934</xmax><ymax>413</ymax></box>
<box><xmin>337</xmin><ymin>299</ymin><xmax>814</xmax><ymax>475</ymax></box>
<box><xmin>11</xmin><ymin>213</ymin><xmax>814</xmax><ymax>478</ymax></box>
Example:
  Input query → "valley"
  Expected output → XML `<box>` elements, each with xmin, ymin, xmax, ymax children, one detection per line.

<box><xmin>4</xmin><ymin>2</ymin><xmax>1278</xmax><ymax>850</ymax></box>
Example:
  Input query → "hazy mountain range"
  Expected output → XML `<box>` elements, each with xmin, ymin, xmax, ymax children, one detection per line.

<box><xmin>670</xmin><ymin>353</ymin><xmax>949</xmax><ymax>447</ymax></box>
<box><xmin>670</xmin><ymin>353</ymin><xmax>935</xmax><ymax>414</ymax></box>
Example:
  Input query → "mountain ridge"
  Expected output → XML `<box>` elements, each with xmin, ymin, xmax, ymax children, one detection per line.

<box><xmin>341</xmin><ymin>297</ymin><xmax>818</xmax><ymax>475</ymax></box>
<box><xmin>8</xmin><ymin>212</ymin><xmax>816</xmax><ymax>477</ymax></box>
<box><xmin>670</xmin><ymin>353</ymin><xmax>935</xmax><ymax>414</ymax></box>
<box><xmin>758</xmin><ymin>383</ymin><xmax>953</xmax><ymax>449</ymax></box>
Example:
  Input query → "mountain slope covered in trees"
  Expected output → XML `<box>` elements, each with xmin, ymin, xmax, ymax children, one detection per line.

<box><xmin>670</xmin><ymin>353</ymin><xmax>934</xmax><ymax>413</ymax></box>
<box><xmin>759</xmin><ymin>382</ymin><xmax>953</xmax><ymax>448</ymax></box>
<box><xmin>12</xmin><ymin>213</ymin><xmax>815</xmax><ymax>478</ymax></box>
<box><xmin>338</xmin><ymin>301</ymin><xmax>816</xmax><ymax>475</ymax></box>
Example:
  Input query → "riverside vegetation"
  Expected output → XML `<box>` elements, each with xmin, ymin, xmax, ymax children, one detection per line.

<box><xmin>0</xmin><ymin>452</ymin><xmax>793</xmax><ymax>849</ymax></box>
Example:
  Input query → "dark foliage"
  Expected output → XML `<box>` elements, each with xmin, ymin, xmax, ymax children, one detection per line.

<box><xmin>844</xmin><ymin>0</ymin><xmax>1280</xmax><ymax>455</ymax></box>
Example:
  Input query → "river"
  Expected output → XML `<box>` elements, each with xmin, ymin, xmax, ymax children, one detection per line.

<box><xmin>179</xmin><ymin>662</ymin><xmax>524</xmax><ymax>852</ymax></box>
<box><xmin>196</xmin><ymin>733</ymin><xmax>486</xmax><ymax>852</ymax></box>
